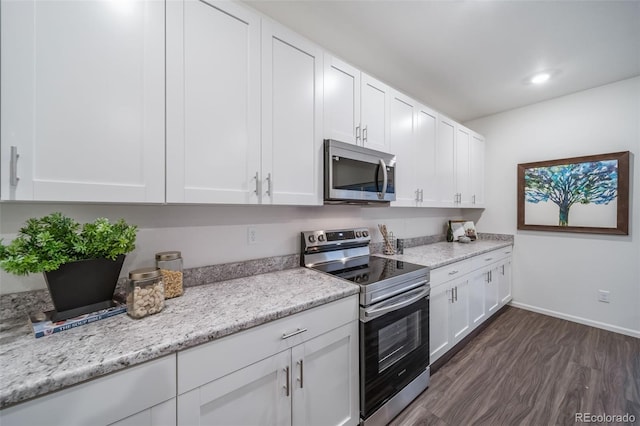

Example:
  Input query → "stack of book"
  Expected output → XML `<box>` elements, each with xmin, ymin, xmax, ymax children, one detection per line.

<box><xmin>29</xmin><ymin>302</ymin><xmax>126</xmax><ymax>338</ymax></box>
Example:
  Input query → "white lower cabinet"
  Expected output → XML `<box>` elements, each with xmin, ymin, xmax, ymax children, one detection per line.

<box><xmin>0</xmin><ymin>355</ymin><xmax>177</xmax><ymax>426</ymax></box>
<box><xmin>176</xmin><ymin>296</ymin><xmax>359</xmax><ymax>426</ymax></box>
<box><xmin>430</xmin><ymin>246</ymin><xmax>514</xmax><ymax>364</ymax></box>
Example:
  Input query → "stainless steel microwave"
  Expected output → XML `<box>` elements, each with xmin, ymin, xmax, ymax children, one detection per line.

<box><xmin>324</xmin><ymin>139</ymin><xmax>396</xmax><ymax>204</ymax></box>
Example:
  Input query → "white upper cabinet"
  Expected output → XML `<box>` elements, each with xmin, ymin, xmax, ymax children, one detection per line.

<box><xmin>324</xmin><ymin>55</ymin><xmax>390</xmax><ymax>152</ymax></box>
<box><xmin>1</xmin><ymin>0</ymin><xmax>165</xmax><ymax>202</ymax></box>
<box><xmin>324</xmin><ymin>56</ymin><xmax>360</xmax><ymax>145</ymax></box>
<box><xmin>389</xmin><ymin>91</ymin><xmax>418</xmax><ymax>207</ymax></box>
<box><xmin>167</xmin><ymin>3</ymin><xmax>322</xmax><ymax>206</ymax></box>
<box><xmin>261</xmin><ymin>20</ymin><xmax>323</xmax><ymax>206</ymax></box>
<box><xmin>456</xmin><ymin>125</ymin><xmax>472</xmax><ymax>206</ymax></box>
<box><xmin>166</xmin><ymin>0</ymin><xmax>261</xmax><ymax>204</ymax></box>
<box><xmin>470</xmin><ymin>132</ymin><xmax>486</xmax><ymax>206</ymax></box>
<box><xmin>435</xmin><ymin>115</ymin><xmax>457</xmax><ymax>206</ymax></box>
<box><xmin>415</xmin><ymin>105</ymin><xmax>439</xmax><ymax>205</ymax></box>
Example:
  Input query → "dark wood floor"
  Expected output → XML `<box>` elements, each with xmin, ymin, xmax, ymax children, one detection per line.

<box><xmin>390</xmin><ymin>307</ymin><xmax>640</xmax><ymax>426</ymax></box>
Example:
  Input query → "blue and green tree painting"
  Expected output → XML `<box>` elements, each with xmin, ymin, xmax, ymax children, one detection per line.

<box><xmin>524</xmin><ymin>160</ymin><xmax>618</xmax><ymax>226</ymax></box>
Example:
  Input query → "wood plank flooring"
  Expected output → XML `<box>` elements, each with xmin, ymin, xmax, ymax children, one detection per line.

<box><xmin>390</xmin><ymin>307</ymin><xmax>640</xmax><ymax>425</ymax></box>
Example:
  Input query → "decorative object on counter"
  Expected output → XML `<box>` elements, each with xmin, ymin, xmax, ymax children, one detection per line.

<box><xmin>458</xmin><ymin>236</ymin><xmax>471</xmax><ymax>243</ymax></box>
<box><xmin>396</xmin><ymin>238</ymin><xmax>404</xmax><ymax>254</ymax></box>
<box><xmin>0</xmin><ymin>213</ymin><xmax>137</xmax><ymax>321</ymax></box>
<box><xmin>449</xmin><ymin>220</ymin><xmax>477</xmax><ymax>242</ymax></box>
<box><xmin>155</xmin><ymin>251</ymin><xmax>184</xmax><ymax>299</ymax></box>
<box><xmin>29</xmin><ymin>300</ymin><xmax>127</xmax><ymax>338</ymax></box>
<box><xmin>127</xmin><ymin>267</ymin><xmax>164</xmax><ymax>319</ymax></box>
<box><xmin>446</xmin><ymin>221</ymin><xmax>454</xmax><ymax>242</ymax></box>
<box><xmin>517</xmin><ymin>151</ymin><xmax>630</xmax><ymax>235</ymax></box>
<box><xmin>378</xmin><ymin>224</ymin><xmax>396</xmax><ymax>255</ymax></box>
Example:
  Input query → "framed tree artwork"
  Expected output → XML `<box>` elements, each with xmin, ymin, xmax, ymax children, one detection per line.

<box><xmin>517</xmin><ymin>151</ymin><xmax>630</xmax><ymax>235</ymax></box>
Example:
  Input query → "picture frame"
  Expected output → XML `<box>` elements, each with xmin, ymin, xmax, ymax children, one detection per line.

<box><xmin>517</xmin><ymin>151</ymin><xmax>630</xmax><ymax>235</ymax></box>
<box><xmin>449</xmin><ymin>220</ymin><xmax>477</xmax><ymax>241</ymax></box>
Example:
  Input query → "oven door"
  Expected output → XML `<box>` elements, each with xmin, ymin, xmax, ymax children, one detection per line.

<box><xmin>360</xmin><ymin>285</ymin><xmax>430</xmax><ymax>419</ymax></box>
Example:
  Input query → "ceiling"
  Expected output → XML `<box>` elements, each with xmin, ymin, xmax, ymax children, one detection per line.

<box><xmin>244</xmin><ymin>0</ymin><xmax>640</xmax><ymax>122</ymax></box>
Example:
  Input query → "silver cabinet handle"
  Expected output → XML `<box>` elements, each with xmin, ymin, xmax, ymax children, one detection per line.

<box><xmin>253</xmin><ymin>172</ymin><xmax>259</xmax><ymax>195</ymax></box>
<box><xmin>356</xmin><ymin>125</ymin><xmax>361</xmax><ymax>144</ymax></box>
<box><xmin>297</xmin><ymin>360</ymin><xmax>304</xmax><ymax>388</ymax></box>
<box><xmin>10</xmin><ymin>146</ymin><xmax>19</xmax><ymax>187</ymax></box>
<box><xmin>415</xmin><ymin>189</ymin><xmax>420</xmax><ymax>202</ymax></box>
<box><xmin>419</xmin><ymin>189</ymin><xmax>424</xmax><ymax>202</ymax></box>
<box><xmin>378</xmin><ymin>158</ymin><xmax>388</xmax><ymax>199</ymax></box>
<box><xmin>502</xmin><ymin>265</ymin><xmax>505</xmax><ymax>274</ymax></box>
<box><xmin>486</xmin><ymin>272</ymin><xmax>490</xmax><ymax>284</ymax></box>
<box><xmin>282</xmin><ymin>328</ymin><xmax>307</xmax><ymax>339</ymax></box>
<box><xmin>454</xmin><ymin>286</ymin><xmax>458</xmax><ymax>302</ymax></box>
<box><xmin>448</xmin><ymin>270</ymin><xmax>459</xmax><ymax>276</ymax></box>
<box><xmin>284</xmin><ymin>366</ymin><xmax>290</xmax><ymax>396</ymax></box>
<box><xmin>363</xmin><ymin>125</ymin><xmax>368</xmax><ymax>143</ymax></box>
<box><xmin>447</xmin><ymin>288</ymin><xmax>453</xmax><ymax>303</ymax></box>
<box><xmin>473</xmin><ymin>194</ymin><xmax>476</xmax><ymax>204</ymax></box>
<box><xmin>265</xmin><ymin>173</ymin><xmax>272</xmax><ymax>196</ymax></box>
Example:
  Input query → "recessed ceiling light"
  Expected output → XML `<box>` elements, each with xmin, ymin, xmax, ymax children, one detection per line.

<box><xmin>530</xmin><ymin>72</ymin><xmax>551</xmax><ymax>84</ymax></box>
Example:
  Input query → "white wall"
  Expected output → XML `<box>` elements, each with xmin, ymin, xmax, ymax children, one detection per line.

<box><xmin>0</xmin><ymin>203</ymin><xmax>469</xmax><ymax>294</ymax></box>
<box><xmin>466</xmin><ymin>76</ymin><xmax>640</xmax><ymax>337</ymax></box>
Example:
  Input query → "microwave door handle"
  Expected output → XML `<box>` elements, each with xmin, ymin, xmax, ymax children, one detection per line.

<box><xmin>379</xmin><ymin>159</ymin><xmax>388</xmax><ymax>198</ymax></box>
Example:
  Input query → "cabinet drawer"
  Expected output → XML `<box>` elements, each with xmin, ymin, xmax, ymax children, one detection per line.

<box><xmin>178</xmin><ymin>295</ymin><xmax>358</xmax><ymax>394</ymax></box>
<box><xmin>430</xmin><ymin>259</ymin><xmax>473</xmax><ymax>285</ymax></box>
<box><xmin>0</xmin><ymin>355</ymin><xmax>176</xmax><ymax>426</ymax></box>
<box><xmin>471</xmin><ymin>246</ymin><xmax>513</xmax><ymax>270</ymax></box>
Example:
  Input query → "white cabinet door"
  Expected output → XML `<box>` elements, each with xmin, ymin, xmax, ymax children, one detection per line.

<box><xmin>429</xmin><ymin>283</ymin><xmax>452</xmax><ymax>364</ymax></box>
<box><xmin>415</xmin><ymin>105</ymin><xmax>438</xmax><ymax>205</ymax></box>
<box><xmin>360</xmin><ymin>73</ymin><xmax>390</xmax><ymax>153</ymax></box>
<box><xmin>470</xmin><ymin>132</ymin><xmax>485</xmax><ymax>206</ymax></box>
<box><xmin>435</xmin><ymin>115</ymin><xmax>457</xmax><ymax>206</ymax></box>
<box><xmin>291</xmin><ymin>322</ymin><xmax>359</xmax><ymax>426</ymax></box>
<box><xmin>166</xmin><ymin>0</ymin><xmax>261</xmax><ymax>204</ymax></box>
<box><xmin>324</xmin><ymin>55</ymin><xmax>360</xmax><ymax>145</ymax></box>
<box><xmin>469</xmin><ymin>271</ymin><xmax>487</xmax><ymax>330</ymax></box>
<box><xmin>262</xmin><ymin>21</ymin><xmax>323</xmax><ymax>206</ymax></box>
<box><xmin>456</xmin><ymin>126</ymin><xmax>472</xmax><ymax>206</ymax></box>
<box><xmin>485</xmin><ymin>267</ymin><xmax>500</xmax><ymax>316</ymax></box>
<box><xmin>498</xmin><ymin>259</ymin><xmax>513</xmax><ymax>305</ymax></box>
<box><xmin>1</xmin><ymin>0</ymin><xmax>164</xmax><ymax>202</ymax></box>
<box><xmin>177</xmin><ymin>350</ymin><xmax>291</xmax><ymax>426</ymax></box>
<box><xmin>450</xmin><ymin>277</ymin><xmax>471</xmax><ymax>344</ymax></box>
<box><xmin>110</xmin><ymin>399</ymin><xmax>176</xmax><ymax>426</ymax></box>
<box><xmin>389</xmin><ymin>91</ymin><xmax>418</xmax><ymax>207</ymax></box>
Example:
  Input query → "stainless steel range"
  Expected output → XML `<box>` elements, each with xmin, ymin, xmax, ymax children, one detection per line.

<box><xmin>301</xmin><ymin>227</ymin><xmax>430</xmax><ymax>426</ymax></box>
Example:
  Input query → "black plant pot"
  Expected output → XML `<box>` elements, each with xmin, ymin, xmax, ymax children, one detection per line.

<box><xmin>43</xmin><ymin>255</ymin><xmax>125</xmax><ymax>322</ymax></box>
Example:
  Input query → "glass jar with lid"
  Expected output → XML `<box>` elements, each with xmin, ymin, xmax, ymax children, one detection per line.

<box><xmin>155</xmin><ymin>251</ymin><xmax>183</xmax><ymax>299</ymax></box>
<box><xmin>127</xmin><ymin>267</ymin><xmax>164</xmax><ymax>319</ymax></box>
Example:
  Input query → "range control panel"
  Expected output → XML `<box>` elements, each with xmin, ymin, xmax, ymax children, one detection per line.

<box><xmin>301</xmin><ymin>227</ymin><xmax>370</xmax><ymax>249</ymax></box>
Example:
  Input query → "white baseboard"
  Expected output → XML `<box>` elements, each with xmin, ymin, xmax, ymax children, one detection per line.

<box><xmin>509</xmin><ymin>301</ymin><xmax>640</xmax><ymax>339</ymax></box>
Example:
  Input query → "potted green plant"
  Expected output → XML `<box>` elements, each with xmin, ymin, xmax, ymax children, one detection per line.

<box><xmin>0</xmin><ymin>212</ymin><xmax>137</xmax><ymax>321</ymax></box>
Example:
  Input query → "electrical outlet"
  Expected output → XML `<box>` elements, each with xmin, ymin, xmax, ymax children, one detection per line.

<box><xmin>247</xmin><ymin>226</ymin><xmax>257</xmax><ymax>245</ymax></box>
<box><xmin>598</xmin><ymin>290</ymin><xmax>610</xmax><ymax>303</ymax></box>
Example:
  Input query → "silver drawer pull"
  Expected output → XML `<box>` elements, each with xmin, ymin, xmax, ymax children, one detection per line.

<box><xmin>448</xmin><ymin>270</ymin><xmax>459</xmax><ymax>275</ymax></box>
<box><xmin>485</xmin><ymin>257</ymin><xmax>493</xmax><ymax>261</ymax></box>
<box><xmin>282</xmin><ymin>328</ymin><xmax>307</xmax><ymax>339</ymax></box>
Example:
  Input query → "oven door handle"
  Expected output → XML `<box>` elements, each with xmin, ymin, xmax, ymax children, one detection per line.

<box><xmin>363</xmin><ymin>286</ymin><xmax>429</xmax><ymax>320</ymax></box>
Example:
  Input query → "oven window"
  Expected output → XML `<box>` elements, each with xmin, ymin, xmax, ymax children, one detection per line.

<box><xmin>378</xmin><ymin>310</ymin><xmax>421</xmax><ymax>373</ymax></box>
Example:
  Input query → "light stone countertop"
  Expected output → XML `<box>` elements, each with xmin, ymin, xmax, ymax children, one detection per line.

<box><xmin>0</xmin><ymin>267</ymin><xmax>358</xmax><ymax>409</ymax></box>
<box><xmin>377</xmin><ymin>240</ymin><xmax>513</xmax><ymax>269</ymax></box>
<box><xmin>0</xmin><ymin>237</ymin><xmax>514</xmax><ymax>409</ymax></box>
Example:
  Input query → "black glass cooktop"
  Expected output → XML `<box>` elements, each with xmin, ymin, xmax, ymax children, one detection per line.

<box><xmin>311</xmin><ymin>255</ymin><xmax>427</xmax><ymax>286</ymax></box>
